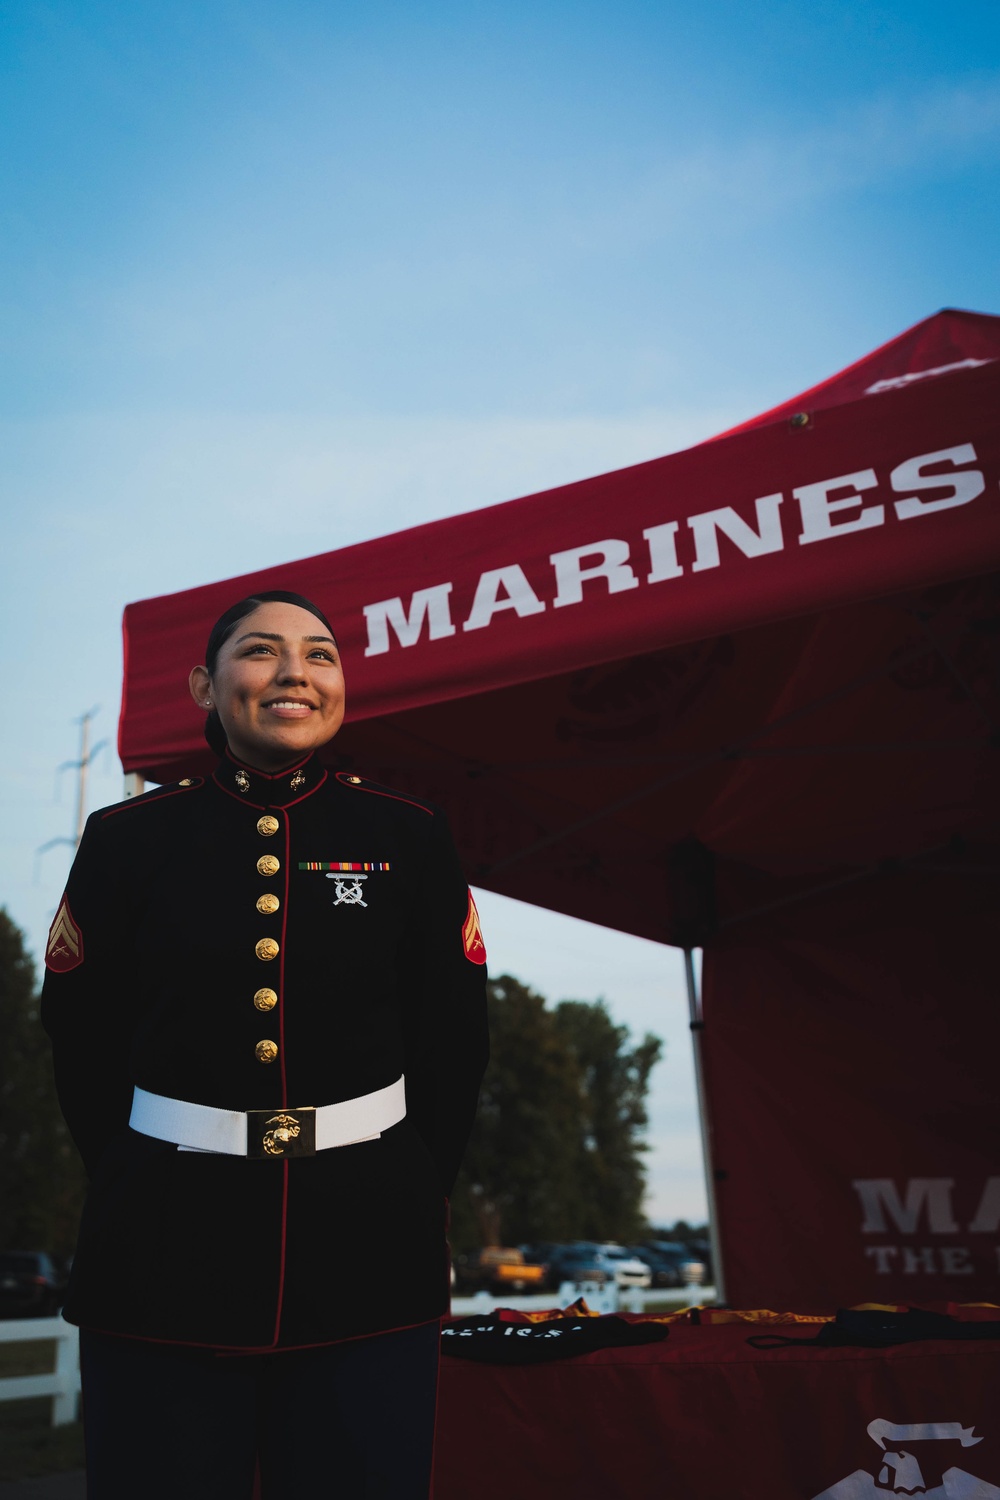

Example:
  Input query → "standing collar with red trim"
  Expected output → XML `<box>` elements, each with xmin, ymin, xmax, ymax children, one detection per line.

<box><xmin>211</xmin><ymin>749</ymin><xmax>327</xmax><ymax>808</ymax></box>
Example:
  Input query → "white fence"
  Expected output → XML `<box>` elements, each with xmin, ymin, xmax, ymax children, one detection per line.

<box><xmin>450</xmin><ymin>1280</ymin><xmax>716</xmax><ymax>1316</ymax></box>
<box><xmin>0</xmin><ymin>1316</ymin><xmax>80</xmax><ymax>1426</ymax></box>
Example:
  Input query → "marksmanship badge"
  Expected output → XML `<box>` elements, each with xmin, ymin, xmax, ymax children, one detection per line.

<box><xmin>298</xmin><ymin>861</ymin><xmax>391</xmax><ymax>909</ymax></box>
<box><xmin>328</xmin><ymin>873</ymin><xmax>368</xmax><ymax>907</ymax></box>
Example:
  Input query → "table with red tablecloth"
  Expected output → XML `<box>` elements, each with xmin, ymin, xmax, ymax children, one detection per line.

<box><xmin>433</xmin><ymin>1312</ymin><xmax>1000</xmax><ymax>1499</ymax></box>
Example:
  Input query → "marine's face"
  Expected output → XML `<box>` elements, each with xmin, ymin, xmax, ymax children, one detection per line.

<box><xmin>190</xmin><ymin>601</ymin><xmax>346</xmax><ymax>770</ymax></box>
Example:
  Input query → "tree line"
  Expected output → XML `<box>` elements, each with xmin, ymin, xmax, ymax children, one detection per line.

<box><xmin>449</xmin><ymin>974</ymin><xmax>662</xmax><ymax>1252</ymax></box>
<box><xmin>0</xmin><ymin>910</ymin><xmax>86</xmax><ymax>1258</ymax></box>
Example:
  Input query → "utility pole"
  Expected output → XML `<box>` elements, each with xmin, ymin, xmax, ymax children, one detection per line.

<box><xmin>63</xmin><ymin>706</ymin><xmax>107</xmax><ymax>846</ymax></box>
<box><xmin>37</xmin><ymin>708</ymin><xmax>109</xmax><ymax>870</ymax></box>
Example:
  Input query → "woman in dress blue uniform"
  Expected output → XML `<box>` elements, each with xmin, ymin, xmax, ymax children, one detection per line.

<box><xmin>42</xmin><ymin>590</ymin><xmax>490</xmax><ymax>1499</ymax></box>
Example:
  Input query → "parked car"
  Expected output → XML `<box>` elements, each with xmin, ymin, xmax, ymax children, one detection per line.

<box><xmin>453</xmin><ymin>1247</ymin><xmax>548</xmax><ymax>1295</ymax></box>
<box><xmin>519</xmin><ymin>1242</ymin><xmax>559</xmax><ymax>1267</ymax></box>
<box><xmin>592</xmin><ymin>1244</ymin><xmax>652</xmax><ymax>1289</ymax></box>
<box><xmin>646</xmin><ymin>1236</ymin><xmax>712</xmax><ymax>1278</ymax></box>
<box><xmin>631</xmin><ymin>1248</ymin><xmax>686</xmax><ymax>1288</ymax></box>
<box><xmin>544</xmin><ymin>1245</ymin><xmax>609</xmax><ymax>1290</ymax></box>
<box><xmin>0</xmin><ymin>1252</ymin><xmax>65</xmax><ymax>1318</ymax></box>
<box><xmin>633</xmin><ymin>1242</ymin><xmax>689</xmax><ymax>1288</ymax></box>
<box><xmin>638</xmin><ymin>1242</ymin><xmax>707</xmax><ymax>1290</ymax></box>
<box><xmin>686</xmin><ymin>1239</ymin><xmax>713</xmax><ymax>1279</ymax></box>
<box><xmin>635</xmin><ymin>1241</ymin><xmax>707</xmax><ymax>1287</ymax></box>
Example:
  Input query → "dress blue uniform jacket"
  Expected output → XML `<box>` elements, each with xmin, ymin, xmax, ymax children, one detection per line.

<box><xmin>41</xmin><ymin>750</ymin><xmax>490</xmax><ymax>1351</ymax></box>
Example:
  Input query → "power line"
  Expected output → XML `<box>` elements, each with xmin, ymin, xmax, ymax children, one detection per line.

<box><xmin>37</xmin><ymin>708</ymin><xmax>109</xmax><ymax>875</ymax></box>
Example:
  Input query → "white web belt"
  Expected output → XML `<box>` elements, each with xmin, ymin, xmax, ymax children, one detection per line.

<box><xmin>129</xmin><ymin>1075</ymin><xmax>406</xmax><ymax>1158</ymax></box>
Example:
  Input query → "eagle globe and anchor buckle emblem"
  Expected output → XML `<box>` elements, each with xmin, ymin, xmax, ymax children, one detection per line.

<box><xmin>247</xmin><ymin>1107</ymin><xmax>317</xmax><ymax>1159</ymax></box>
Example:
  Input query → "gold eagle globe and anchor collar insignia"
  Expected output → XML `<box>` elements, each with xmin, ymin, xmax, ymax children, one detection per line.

<box><xmin>45</xmin><ymin>897</ymin><xmax>85</xmax><ymax>973</ymax></box>
<box><xmin>247</xmin><ymin>1107</ymin><xmax>317</xmax><ymax>1159</ymax></box>
<box><xmin>237</xmin><ymin>766</ymin><xmax>302</xmax><ymax>796</ymax></box>
<box><xmin>212</xmin><ymin>751</ymin><xmax>326</xmax><ymax>808</ymax></box>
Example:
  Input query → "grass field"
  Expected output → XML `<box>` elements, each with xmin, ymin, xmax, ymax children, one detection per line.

<box><xmin>0</xmin><ymin>1339</ymin><xmax>84</xmax><ymax>1481</ymax></box>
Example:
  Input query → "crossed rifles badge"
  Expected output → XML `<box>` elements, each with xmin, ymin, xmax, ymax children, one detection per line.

<box><xmin>298</xmin><ymin>861</ymin><xmax>391</xmax><ymax>909</ymax></box>
<box><xmin>329</xmin><ymin>873</ymin><xmax>368</xmax><ymax>907</ymax></box>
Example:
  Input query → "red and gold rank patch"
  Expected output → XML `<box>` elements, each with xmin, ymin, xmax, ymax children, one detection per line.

<box><xmin>462</xmin><ymin>890</ymin><xmax>487</xmax><ymax>965</ymax></box>
<box><xmin>45</xmin><ymin>897</ymin><xmax>84</xmax><ymax>973</ymax></box>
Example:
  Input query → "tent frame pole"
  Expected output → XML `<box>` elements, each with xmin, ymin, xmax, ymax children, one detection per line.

<box><xmin>683</xmin><ymin>947</ymin><xmax>727</xmax><ymax>1305</ymax></box>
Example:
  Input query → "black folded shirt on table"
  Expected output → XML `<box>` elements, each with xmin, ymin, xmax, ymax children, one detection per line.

<box><xmin>441</xmin><ymin>1312</ymin><xmax>670</xmax><ymax>1364</ymax></box>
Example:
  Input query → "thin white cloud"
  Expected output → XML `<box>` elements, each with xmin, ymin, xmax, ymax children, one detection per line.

<box><xmin>579</xmin><ymin>76</ymin><xmax>1000</xmax><ymax>255</ymax></box>
<box><xmin>3</xmin><ymin>403</ymin><xmax>738</xmax><ymax>591</ymax></box>
<box><xmin>71</xmin><ymin>76</ymin><xmax>1000</xmax><ymax>372</ymax></box>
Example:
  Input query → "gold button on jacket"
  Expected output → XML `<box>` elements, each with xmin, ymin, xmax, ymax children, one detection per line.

<box><xmin>255</xmin><ymin>937</ymin><xmax>280</xmax><ymax>961</ymax></box>
<box><xmin>254</xmin><ymin>987</ymin><xmax>277</xmax><ymax>1012</ymax></box>
<box><xmin>257</xmin><ymin>855</ymin><xmax>280</xmax><ymax>877</ymax></box>
<box><xmin>256</xmin><ymin>815</ymin><xmax>280</xmax><ymax>837</ymax></box>
<box><xmin>255</xmin><ymin>1039</ymin><xmax>279</xmax><ymax>1063</ymax></box>
<box><xmin>256</xmin><ymin>893</ymin><xmax>280</xmax><ymax>915</ymax></box>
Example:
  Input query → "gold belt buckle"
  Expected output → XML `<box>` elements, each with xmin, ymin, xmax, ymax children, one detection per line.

<box><xmin>246</xmin><ymin>1107</ymin><xmax>316</xmax><ymax>1159</ymax></box>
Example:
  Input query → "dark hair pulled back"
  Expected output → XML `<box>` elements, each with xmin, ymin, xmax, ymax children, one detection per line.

<box><xmin>202</xmin><ymin>590</ymin><xmax>337</xmax><ymax>757</ymax></box>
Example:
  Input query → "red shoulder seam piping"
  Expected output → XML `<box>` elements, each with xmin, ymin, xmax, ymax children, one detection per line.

<box><xmin>101</xmin><ymin>782</ymin><xmax>204</xmax><ymax>818</ymax></box>
<box><xmin>335</xmin><ymin>773</ymin><xmax>433</xmax><ymax>815</ymax></box>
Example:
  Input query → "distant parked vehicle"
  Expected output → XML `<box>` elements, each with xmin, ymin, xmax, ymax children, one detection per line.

<box><xmin>632</xmin><ymin>1243</ymin><xmax>690</xmax><ymax>1288</ymax></box>
<box><xmin>454</xmin><ymin>1248</ymin><xmax>548</xmax><ymax>1296</ymax></box>
<box><xmin>687</xmin><ymin>1239</ymin><xmax>713</xmax><ymax>1278</ymax></box>
<box><xmin>519</xmin><ymin>1242</ymin><xmax>559</xmax><ymax>1268</ymax></box>
<box><xmin>592</xmin><ymin>1245</ymin><xmax>652</xmax><ymax>1289</ymax></box>
<box><xmin>0</xmin><ymin>1252</ymin><xmax>65</xmax><ymax>1318</ymax></box>
<box><xmin>545</xmin><ymin>1245</ymin><xmax>609</xmax><ymax>1290</ymax></box>
<box><xmin>638</xmin><ymin>1242</ymin><xmax>707</xmax><ymax>1290</ymax></box>
<box><xmin>632</xmin><ymin>1249</ymin><xmax>682</xmax><ymax>1287</ymax></box>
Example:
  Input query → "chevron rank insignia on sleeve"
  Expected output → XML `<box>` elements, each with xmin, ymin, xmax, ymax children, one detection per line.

<box><xmin>462</xmin><ymin>890</ymin><xmax>487</xmax><ymax>965</ymax></box>
<box><xmin>45</xmin><ymin>897</ymin><xmax>84</xmax><ymax>973</ymax></box>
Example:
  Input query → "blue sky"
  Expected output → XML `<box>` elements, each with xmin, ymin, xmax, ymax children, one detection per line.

<box><xmin>4</xmin><ymin>0</ymin><xmax>998</xmax><ymax>1222</ymax></box>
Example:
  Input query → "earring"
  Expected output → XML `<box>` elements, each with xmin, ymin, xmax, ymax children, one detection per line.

<box><xmin>205</xmin><ymin>700</ymin><xmax>212</xmax><ymax>708</ymax></box>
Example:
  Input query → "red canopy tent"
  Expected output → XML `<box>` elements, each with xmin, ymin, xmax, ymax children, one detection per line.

<box><xmin>120</xmin><ymin>309</ymin><xmax>1000</xmax><ymax>1310</ymax></box>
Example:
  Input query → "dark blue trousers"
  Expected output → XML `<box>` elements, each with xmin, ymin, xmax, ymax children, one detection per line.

<box><xmin>79</xmin><ymin>1321</ymin><xmax>440</xmax><ymax>1499</ymax></box>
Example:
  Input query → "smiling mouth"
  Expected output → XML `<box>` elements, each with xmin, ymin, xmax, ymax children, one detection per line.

<box><xmin>263</xmin><ymin>700</ymin><xmax>315</xmax><ymax>714</ymax></box>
